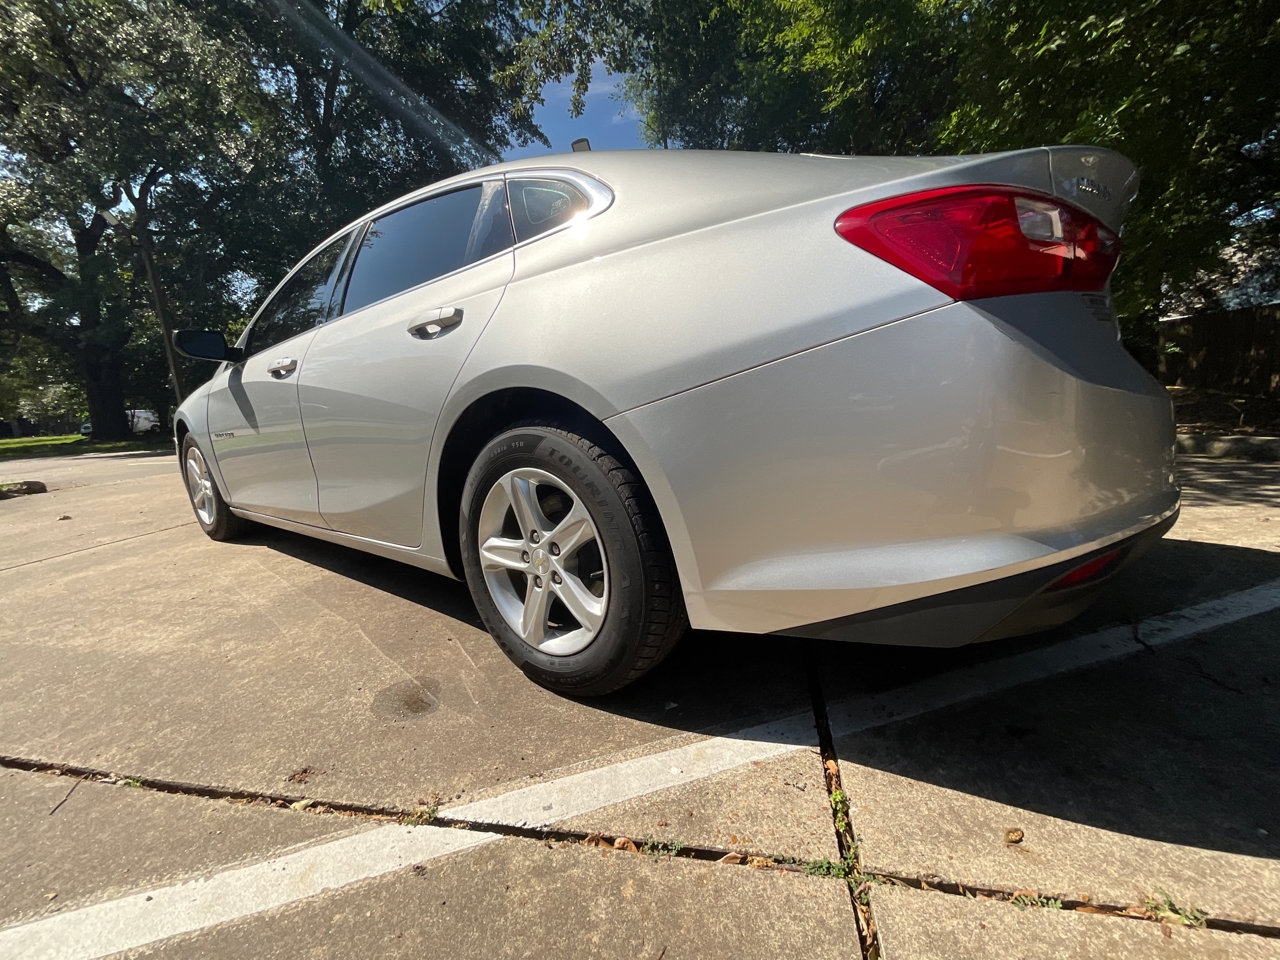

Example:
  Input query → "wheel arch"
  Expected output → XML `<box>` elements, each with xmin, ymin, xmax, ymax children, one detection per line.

<box><xmin>435</xmin><ymin>386</ymin><xmax>681</xmax><ymax>587</ymax></box>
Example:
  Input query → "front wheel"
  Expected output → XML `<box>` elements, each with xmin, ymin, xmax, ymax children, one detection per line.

<box><xmin>181</xmin><ymin>435</ymin><xmax>248</xmax><ymax>541</ymax></box>
<box><xmin>459</xmin><ymin>424</ymin><xmax>687</xmax><ymax>695</ymax></box>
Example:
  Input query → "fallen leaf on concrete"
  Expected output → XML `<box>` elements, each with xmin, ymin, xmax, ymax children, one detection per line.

<box><xmin>44</xmin><ymin>893</ymin><xmax>57</xmax><ymax>901</ymax></box>
<box><xmin>746</xmin><ymin>856</ymin><xmax>774</xmax><ymax>869</ymax></box>
<box><xmin>582</xmin><ymin>833</ymin><xmax>611</xmax><ymax>849</ymax></box>
<box><xmin>613</xmin><ymin>837</ymin><xmax>638</xmax><ymax>853</ymax></box>
<box><xmin>289</xmin><ymin>798</ymin><xmax>314</xmax><ymax>810</ymax></box>
<box><xmin>1162</xmin><ymin>925</ymin><xmax>1173</xmax><ymax>939</ymax></box>
<box><xmin>1004</xmin><ymin>828</ymin><xmax>1025</xmax><ymax>845</ymax></box>
<box><xmin>824</xmin><ymin>760</ymin><xmax>840</xmax><ymax>778</ymax></box>
<box><xmin>717</xmin><ymin>852</ymin><xmax>744</xmax><ymax>865</ymax></box>
<box><xmin>1011</xmin><ymin>889</ymin><xmax>1038</xmax><ymax>901</ymax></box>
<box><xmin>1075</xmin><ymin>906</ymin><xmax>1106</xmax><ymax>914</ymax></box>
<box><xmin>57</xmin><ymin>514</ymin><xmax>72</xmax><ymax>521</ymax></box>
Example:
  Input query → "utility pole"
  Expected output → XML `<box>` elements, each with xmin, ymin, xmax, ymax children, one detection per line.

<box><xmin>100</xmin><ymin>209</ymin><xmax>186</xmax><ymax>404</ymax></box>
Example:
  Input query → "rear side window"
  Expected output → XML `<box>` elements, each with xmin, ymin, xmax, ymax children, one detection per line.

<box><xmin>340</xmin><ymin>182</ymin><xmax>513</xmax><ymax>315</ymax></box>
<box><xmin>508</xmin><ymin>179</ymin><xmax>589</xmax><ymax>242</ymax></box>
<box><xmin>245</xmin><ymin>233</ymin><xmax>348</xmax><ymax>357</ymax></box>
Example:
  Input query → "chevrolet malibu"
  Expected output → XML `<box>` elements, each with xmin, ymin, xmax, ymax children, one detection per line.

<box><xmin>173</xmin><ymin>148</ymin><xmax>1179</xmax><ymax>695</ymax></box>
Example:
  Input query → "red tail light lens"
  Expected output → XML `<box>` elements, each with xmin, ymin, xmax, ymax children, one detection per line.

<box><xmin>1046</xmin><ymin>548</ymin><xmax>1123</xmax><ymax>592</ymax></box>
<box><xmin>835</xmin><ymin>186</ymin><xmax>1120</xmax><ymax>300</ymax></box>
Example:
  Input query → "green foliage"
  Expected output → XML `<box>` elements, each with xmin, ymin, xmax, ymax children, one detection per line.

<box><xmin>932</xmin><ymin>0</ymin><xmax>1280</xmax><ymax>324</ymax></box>
<box><xmin>1</xmin><ymin>0</ymin><xmax>551</xmax><ymax>435</ymax></box>
<box><xmin>1011</xmin><ymin>893</ymin><xmax>1064</xmax><ymax>910</ymax></box>
<box><xmin>802</xmin><ymin>853</ymin><xmax>866</xmax><ymax>882</ymax></box>
<box><xmin>0</xmin><ymin>336</ymin><xmax>85</xmax><ymax>426</ymax></box>
<box><xmin>829</xmin><ymin>787</ymin><xmax>850</xmax><ymax>834</ymax></box>
<box><xmin>604</xmin><ymin>0</ymin><xmax>1280</xmax><ymax>332</ymax></box>
<box><xmin>638</xmin><ymin>836</ymin><xmax>686</xmax><ymax>859</ymax></box>
<box><xmin>1143</xmin><ymin>890</ymin><xmax>1208</xmax><ymax>927</ymax></box>
<box><xmin>404</xmin><ymin>805</ymin><xmax>438</xmax><ymax>826</ymax></box>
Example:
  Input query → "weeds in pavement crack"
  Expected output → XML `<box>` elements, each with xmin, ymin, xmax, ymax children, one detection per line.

<box><xmin>639</xmin><ymin>837</ymin><xmax>686</xmax><ymax>861</ymax></box>
<box><xmin>1142</xmin><ymin>890</ymin><xmax>1208</xmax><ymax>928</ymax></box>
<box><xmin>807</xmin><ymin>644</ymin><xmax>881</xmax><ymax>960</ymax></box>
<box><xmin>1011</xmin><ymin>893</ymin><xmax>1064</xmax><ymax>911</ymax></box>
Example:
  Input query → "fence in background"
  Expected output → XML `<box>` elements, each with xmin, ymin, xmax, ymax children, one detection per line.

<box><xmin>1159</xmin><ymin>305</ymin><xmax>1280</xmax><ymax>397</ymax></box>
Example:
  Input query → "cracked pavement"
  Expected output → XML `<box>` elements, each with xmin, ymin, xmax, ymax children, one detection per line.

<box><xmin>0</xmin><ymin>449</ymin><xmax>1278</xmax><ymax>959</ymax></box>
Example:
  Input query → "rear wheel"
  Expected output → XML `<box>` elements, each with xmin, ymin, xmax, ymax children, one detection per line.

<box><xmin>459</xmin><ymin>424</ymin><xmax>687</xmax><ymax>695</ymax></box>
<box><xmin>181</xmin><ymin>435</ymin><xmax>248</xmax><ymax>541</ymax></box>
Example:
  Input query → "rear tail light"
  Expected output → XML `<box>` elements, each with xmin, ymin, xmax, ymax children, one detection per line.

<box><xmin>835</xmin><ymin>186</ymin><xmax>1120</xmax><ymax>300</ymax></box>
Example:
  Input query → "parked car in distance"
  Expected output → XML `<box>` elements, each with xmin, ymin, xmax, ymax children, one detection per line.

<box><xmin>127</xmin><ymin>409</ymin><xmax>163</xmax><ymax>434</ymax></box>
<box><xmin>172</xmin><ymin>147</ymin><xmax>1179</xmax><ymax>695</ymax></box>
<box><xmin>79</xmin><ymin>410</ymin><xmax>163</xmax><ymax>437</ymax></box>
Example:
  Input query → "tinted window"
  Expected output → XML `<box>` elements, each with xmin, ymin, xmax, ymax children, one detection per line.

<box><xmin>340</xmin><ymin>182</ymin><xmax>513</xmax><ymax>315</ymax></box>
<box><xmin>246</xmin><ymin>234</ymin><xmax>347</xmax><ymax>357</ymax></box>
<box><xmin>508</xmin><ymin>179</ymin><xmax>589</xmax><ymax>243</ymax></box>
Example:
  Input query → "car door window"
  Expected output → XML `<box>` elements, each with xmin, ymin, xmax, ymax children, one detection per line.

<box><xmin>339</xmin><ymin>181</ymin><xmax>513</xmax><ymax>316</ymax></box>
<box><xmin>245</xmin><ymin>233</ymin><xmax>349</xmax><ymax>357</ymax></box>
<box><xmin>507</xmin><ymin>178</ymin><xmax>589</xmax><ymax>242</ymax></box>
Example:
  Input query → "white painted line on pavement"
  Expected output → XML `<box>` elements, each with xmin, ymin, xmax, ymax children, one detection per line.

<box><xmin>448</xmin><ymin>709</ymin><xmax>816</xmax><ymax>827</ymax></box>
<box><xmin>3</xmin><ymin>578</ymin><xmax>1277</xmax><ymax>959</ymax></box>
<box><xmin>827</xmin><ymin>577</ymin><xmax>1280</xmax><ymax>738</ymax></box>
<box><xmin>1</xmin><ymin>825</ymin><xmax>494</xmax><ymax>960</ymax></box>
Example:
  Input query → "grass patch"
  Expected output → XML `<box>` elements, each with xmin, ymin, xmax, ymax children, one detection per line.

<box><xmin>0</xmin><ymin>434</ymin><xmax>169</xmax><ymax>461</ymax></box>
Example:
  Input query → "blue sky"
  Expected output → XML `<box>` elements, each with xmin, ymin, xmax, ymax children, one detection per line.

<box><xmin>503</xmin><ymin>70</ymin><xmax>649</xmax><ymax>160</ymax></box>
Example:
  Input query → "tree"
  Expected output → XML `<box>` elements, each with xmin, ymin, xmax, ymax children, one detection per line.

<box><xmin>0</xmin><ymin>0</ymin><xmax>270</xmax><ymax>438</ymax></box>
<box><xmin>597</xmin><ymin>0</ymin><xmax>1280</xmax><ymax>340</ymax></box>
<box><xmin>1</xmin><ymin>0</ymin><xmax>549</xmax><ymax>439</ymax></box>
<box><xmin>931</xmin><ymin>0</ymin><xmax>1280</xmax><ymax>341</ymax></box>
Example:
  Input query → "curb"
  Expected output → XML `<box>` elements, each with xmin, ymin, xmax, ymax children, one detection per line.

<box><xmin>1177</xmin><ymin>433</ymin><xmax>1280</xmax><ymax>462</ymax></box>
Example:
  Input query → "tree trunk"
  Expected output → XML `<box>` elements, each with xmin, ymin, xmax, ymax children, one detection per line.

<box><xmin>79</xmin><ymin>343</ymin><xmax>130</xmax><ymax>440</ymax></box>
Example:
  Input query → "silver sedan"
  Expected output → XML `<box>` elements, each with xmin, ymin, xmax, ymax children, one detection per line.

<box><xmin>173</xmin><ymin>147</ymin><xmax>1179</xmax><ymax>694</ymax></box>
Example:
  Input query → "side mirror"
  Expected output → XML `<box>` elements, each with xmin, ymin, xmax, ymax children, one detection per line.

<box><xmin>173</xmin><ymin>330</ymin><xmax>242</xmax><ymax>363</ymax></box>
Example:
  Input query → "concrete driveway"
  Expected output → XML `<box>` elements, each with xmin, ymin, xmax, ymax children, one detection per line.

<box><xmin>0</xmin><ymin>449</ymin><xmax>1277</xmax><ymax>959</ymax></box>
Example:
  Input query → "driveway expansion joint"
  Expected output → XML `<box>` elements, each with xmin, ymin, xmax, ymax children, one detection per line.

<box><xmin>859</xmin><ymin>872</ymin><xmax>1280</xmax><ymax>941</ymax></box>
<box><xmin>808</xmin><ymin>645</ymin><xmax>881</xmax><ymax>960</ymax></box>
<box><xmin>0</xmin><ymin>520</ymin><xmax>195</xmax><ymax>573</ymax></box>
<box><xmin>0</xmin><ymin>755</ymin><xmax>832</xmax><ymax>872</ymax></box>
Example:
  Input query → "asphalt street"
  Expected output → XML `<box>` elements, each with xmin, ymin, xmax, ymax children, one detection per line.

<box><xmin>0</xmin><ymin>447</ymin><xmax>1277</xmax><ymax>959</ymax></box>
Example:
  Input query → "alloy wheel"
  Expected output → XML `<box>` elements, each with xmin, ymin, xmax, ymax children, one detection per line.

<box><xmin>476</xmin><ymin>467</ymin><xmax>609</xmax><ymax>656</ymax></box>
<box><xmin>185</xmin><ymin>446</ymin><xmax>216</xmax><ymax>526</ymax></box>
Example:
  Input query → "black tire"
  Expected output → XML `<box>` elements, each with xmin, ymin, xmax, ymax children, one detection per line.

<box><xmin>459</xmin><ymin>423</ymin><xmax>687</xmax><ymax>696</ymax></box>
<box><xmin>180</xmin><ymin>434</ymin><xmax>249</xmax><ymax>541</ymax></box>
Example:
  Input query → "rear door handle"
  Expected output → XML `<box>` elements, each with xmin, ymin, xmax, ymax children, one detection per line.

<box><xmin>407</xmin><ymin>307</ymin><xmax>464</xmax><ymax>339</ymax></box>
<box><xmin>266</xmin><ymin>357</ymin><xmax>298</xmax><ymax>378</ymax></box>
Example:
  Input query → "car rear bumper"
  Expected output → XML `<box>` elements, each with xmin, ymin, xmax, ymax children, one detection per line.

<box><xmin>774</xmin><ymin>509</ymin><xmax>1177</xmax><ymax>646</ymax></box>
<box><xmin>608</xmin><ymin>294</ymin><xmax>1180</xmax><ymax>639</ymax></box>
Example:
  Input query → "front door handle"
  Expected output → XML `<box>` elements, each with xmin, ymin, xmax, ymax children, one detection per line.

<box><xmin>407</xmin><ymin>307</ymin><xmax>464</xmax><ymax>340</ymax></box>
<box><xmin>266</xmin><ymin>357</ymin><xmax>298</xmax><ymax>378</ymax></box>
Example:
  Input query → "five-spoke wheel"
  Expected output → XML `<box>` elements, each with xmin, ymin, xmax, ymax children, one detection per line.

<box><xmin>460</xmin><ymin>424</ymin><xmax>687</xmax><ymax>695</ymax></box>
<box><xmin>180</xmin><ymin>435</ymin><xmax>247</xmax><ymax>541</ymax></box>
<box><xmin>477</xmin><ymin>467</ymin><xmax>609</xmax><ymax>656</ymax></box>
